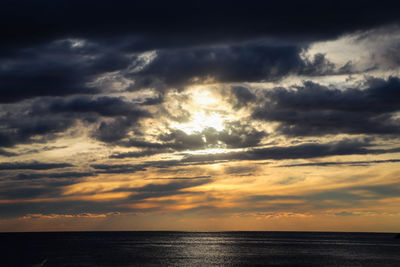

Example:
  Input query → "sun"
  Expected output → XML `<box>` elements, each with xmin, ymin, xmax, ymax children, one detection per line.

<box><xmin>174</xmin><ymin>110</ymin><xmax>225</xmax><ymax>134</ymax></box>
<box><xmin>170</xmin><ymin>86</ymin><xmax>228</xmax><ymax>134</ymax></box>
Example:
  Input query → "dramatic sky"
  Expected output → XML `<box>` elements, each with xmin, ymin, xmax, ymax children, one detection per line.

<box><xmin>1</xmin><ymin>1</ymin><xmax>400</xmax><ymax>231</ymax></box>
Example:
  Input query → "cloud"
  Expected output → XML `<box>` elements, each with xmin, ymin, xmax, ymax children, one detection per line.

<box><xmin>144</xmin><ymin>176</ymin><xmax>212</xmax><ymax>180</ymax></box>
<box><xmin>110</xmin><ymin>149</ymin><xmax>173</xmax><ymax>159</ymax></box>
<box><xmin>245</xmin><ymin>182</ymin><xmax>400</xmax><ymax>209</ymax></box>
<box><xmin>0</xmin><ymin>200</ymin><xmax>134</xmax><ymax>218</ymax></box>
<box><xmin>0</xmin><ymin>113</ymin><xmax>76</xmax><ymax>148</ymax></box>
<box><xmin>90</xmin><ymin>164</ymin><xmax>147</xmax><ymax>174</ymax></box>
<box><xmin>103</xmin><ymin>139</ymin><xmax>400</xmax><ymax>171</ymax></box>
<box><xmin>253</xmin><ymin>77</ymin><xmax>400</xmax><ymax>136</ymax></box>
<box><xmin>0</xmin><ymin>96</ymin><xmax>150</xmax><ymax>148</ymax></box>
<box><xmin>276</xmin><ymin>176</ymin><xmax>306</xmax><ymax>185</ymax></box>
<box><xmin>129</xmin><ymin>45</ymin><xmax>304</xmax><ymax>89</ymax></box>
<box><xmin>181</xmin><ymin>139</ymin><xmax>391</xmax><ymax>163</ymax></box>
<box><xmin>0</xmin><ymin>149</ymin><xmax>18</xmax><ymax>157</ymax></box>
<box><xmin>1</xmin><ymin>1</ymin><xmax>400</xmax><ymax>228</ymax></box>
<box><xmin>111</xmin><ymin>178</ymin><xmax>212</xmax><ymax>201</ymax></box>
<box><xmin>279</xmin><ymin>159</ymin><xmax>400</xmax><ymax>167</ymax></box>
<box><xmin>12</xmin><ymin>172</ymin><xmax>96</xmax><ymax>180</ymax></box>
<box><xmin>229</xmin><ymin>86</ymin><xmax>257</xmax><ymax>109</ymax></box>
<box><xmin>0</xmin><ymin>40</ymin><xmax>118</xmax><ymax>103</ymax></box>
<box><xmin>1</xmin><ymin>0</ymin><xmax>399</xmax><ymax>56</ymax></box>
<box><xmin>44</xmin><ymin>96</ymin><xmax>150</xmax><ymax>118</ymax></box>
<box><xmin>0</xmin><ymin>161</ymin><xmax>72</xmax><ymax>170</ymax></box>
<box><xmin>114</xmin><ymin>122</ymin><xmax>266</xmax><ymax>155</ymax></box>
<box><xmin>0</xmin><ymin>186</ymin><xmax>59</xmax><ymax>200</ymax></box>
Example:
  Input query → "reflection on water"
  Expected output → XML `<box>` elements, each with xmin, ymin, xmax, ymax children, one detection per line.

<box><xmin>1</xmin><ymin>231</ymin><xmax>399</xmax><ymax>266</ymax></box>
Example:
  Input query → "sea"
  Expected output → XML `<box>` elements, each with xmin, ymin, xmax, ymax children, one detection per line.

<box><xmin>1</xmin><ymin>231</ymin><xmax>399</xmax><ymax>266</ymax></box>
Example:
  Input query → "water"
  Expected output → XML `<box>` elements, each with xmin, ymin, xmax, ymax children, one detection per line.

<box><xmin>1</xmin><ymin>231</ymin><xmax>399</xmax><ymax>266</ymax></box>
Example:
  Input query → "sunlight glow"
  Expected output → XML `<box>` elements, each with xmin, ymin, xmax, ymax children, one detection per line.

<box><xmin>175</xmin><ymin>110</ymin><xmax>225</xmax><ymax>134</ymax></box>
<box><xmin>170</xmin><ymin>86</ymin><xmax>229</xmax><ymax>134</ymax></box>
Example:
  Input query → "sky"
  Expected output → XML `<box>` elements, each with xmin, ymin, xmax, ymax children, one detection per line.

<box><xmin>0</xmin><ymin>1</ymin><xmax>400</xmax><ymax>232</ymax></box>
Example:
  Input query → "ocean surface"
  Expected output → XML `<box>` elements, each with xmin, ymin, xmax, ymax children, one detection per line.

<box><xmin>1</xmin><ymin>231</ymin><xmax>399</xmax><ymax>266</ymax></box>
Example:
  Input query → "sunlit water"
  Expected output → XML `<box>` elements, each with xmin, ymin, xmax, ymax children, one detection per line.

<box><xmin>1</xmin><ymin>231</ymin><xmax>399</xmax><ymax>266</ymax></box>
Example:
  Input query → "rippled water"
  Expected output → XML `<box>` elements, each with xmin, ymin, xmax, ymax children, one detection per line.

<box><xmin>1</xmin><ymin>231</ymin><xmax>399</xmax><ymax>266</ymax></box>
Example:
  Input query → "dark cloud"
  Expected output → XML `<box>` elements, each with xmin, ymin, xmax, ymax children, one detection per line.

<box><xmin>0</xmin><ymin>96</ymin><xmax>150</xmax><ymax>148</ymax></box>
<box><xmin>0</xmin><ymin>96</ymin><xmax>151</xmax><ymax>147</ymax></box>
<box><xmin>44</xmin><ymin>96</ymin><xmax>150</xmax><ymax>118</ymax></box>
<box><xmin>102</xmin><ymin>139</ymin><xmax>399</xmax><ymax>170</ymax></box>
<box><xmin>92</xmin><ymin>117</ymin><xmax>137</xmax><ymax>143</ymax></box>
<box><xmin>111</xmin><ymin>178</ymin><xmax>212</xmax><ymax>201</ymax></box>
<box><xmin>140</xmin><ymin>94</ymin><xmax>165</xmax><ymax>106</ymax></box>
<box><xmin>90</xmin><ymin>164</ymin><xmax>147</xmax><ymax>174</ymax></box>
<box><xmin>181</xmin><ymin>139</ymin><xmax>397</xmax><ymax>164</ymax></box>
<box><xmin>159</xmin><ymin>129</ymin><xmax>205</xmax><ymax>150</ymax></box>
<box><xmin>0</xmin><ymin>200</ymin><xmax>134</xmax><ymax>218</ymax></box>
<box><xmin>246</xmin><ymin>182</ymin><xmax>400</xmax><ymax>207</ymax></box>
<box><xmin>0</xmin><ymin>40</ymin><xmax>124</xmax><ymax>103</ymax></box>
<box><xmin>144</xmin><ymin>176</ymin><xmax>212</xmax><ymax>180</ymax></box>
<box><xmin>31</xmin><ymin>96</ymin><xmax>151</xmax><ymax>144</ymax></box>
<box><xmin>13</xmin><ymin>172</ymin><xmax>96</xmax><ymax>180</ymax></box>
<box><xmin>230</xmin><ymin>86</ymin><xmax>257</xmax><ymax>109</ymax></box>
<box><xmin>0</xmin><ymin>113</ymin><xmax>75</xmax><ymax>148</ymax></box>
<box><xmin>1</xmin><ymin>0</ymin><xmax>399</xmax><ymax>55</ymax></box>
<box><xmin>110</xmin><ymin>149</ymin><xmax>173</xmax><ymax>159</ymax></box>
<box><xmin>0</xmin><ymin>149</ymin><xmax>18</xmax><ymax>157</ymax></box>
<box><xmin>279</xmin><ymin>159</ymin><xmax>400</xmax><ymax>167</ymax></box>
<box><xmin>130</xmin><ymin>45</ymin><xmax>304</xmax><ymax>90</ymax></box>
<box><xmin>299</xmin><ymin>53</ymin><xmax>350</xmax><ymax>76</ymax></box>
<box><xmin>0</xmin><ymin>161</ymin><xmax>72</xmax><ymax>170</ymax></box>
<box><xmin>0</xmin><ymin>186</ymin><xmax>59</xmax><ymax>200</ymax></box>
<box><xmin>216</xmin><ymin>122</ymin><xmax>266</xmax><ymax>148</ymax></box>
<box><xmin>115</xmin><ymin>123</ymin><xmax>266</xmax><ymax>155</ymax></box>
<box><xmin>253</xmin><ymin>77</ymin><xmax>400</xmax><ymax>136</ymax></box>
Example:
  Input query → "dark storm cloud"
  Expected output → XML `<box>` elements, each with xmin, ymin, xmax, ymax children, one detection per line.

<box><xmin>253</xmin><ymin>77</ymin><xmax>400</xmax><ymax>136</ymax></box>
<box><xmin>44</xmin><ymin>96</ymin><xmax>150</xmax><ymax>118</ymax></box>
<box><xmin>216</xmin><ymin>122</ymin><xmax>267</xmax><ymax>148</ymax></box>
<box><xmin>230</xmin><ymin>86</ymin><xmax>257</xmax><ymax>109</ymax></box>
<box><xmin>0</xmin><ymin>96</ymin><xmax>150</xmax><ymax>148</ymax></box>
<box><xmin>131</xmin><ymin>47</ymin><xmax>354</xmax><ymax>91</ymax></box>
<box><xmin>158</xmin><ymin>129</ymin><xmax>205</xmax><ymax>150</ymax></box>
<box><xmin>0</xmin><ymin>108</ymin><xmax>77</xmax><ymax>148</ymax></box>
<box><xmin>129</xmin><ymin>45</ymin><xmax>304</xmax><ymax>90</ymax></box>
<box><xmin>1</xmin><ymin>0</ymin><xmax>399</xmax><ymax>55</ymax></box>
<box><xmin>0</xmin><ymin>39</ymin><xmax>131</xmax><ymax>103</ymax></box>
<box><xmin>116</xmin><ymin>121</ymin><xmax>266</xmax><ymax>152</ymax></box>
<box><xmin>92</xmin><ymin>117</ymin><xmax>138</xmax><ymax>143</ymax></box>
<box><xmin>110</xmin><ymin>124</ymin><xmax>267</xmax><ymax>158</ymax></box>
<box><xmin>41</xmin><ymin>96</ymin><xmax>150</xmax><ymax>144</ymax></box>
<box><xmin>0</xmin><ymin>161</ymin><xmax>72</xmax><ymax>170</ymax></box>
